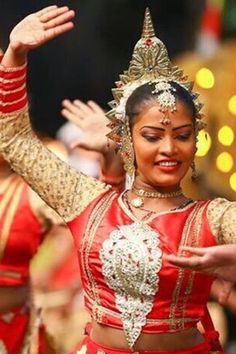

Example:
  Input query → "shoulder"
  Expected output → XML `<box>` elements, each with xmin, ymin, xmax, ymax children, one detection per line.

<box><xmin>206</xmin><ymin>197</ymin><xmax>236</xmax><ymax>243</ymax></box>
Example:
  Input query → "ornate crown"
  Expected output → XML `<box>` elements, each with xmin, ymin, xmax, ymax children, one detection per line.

<box><xmin>106</xmin><ymin>7</ymin><xmax>204</xmax><ymax>146</ymax></box>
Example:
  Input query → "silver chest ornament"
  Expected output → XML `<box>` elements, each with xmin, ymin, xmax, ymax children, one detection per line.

<box><xmin>100</xmin><ymin>222</ymin><xmax>162</xmax><ymax>348</ymax></box>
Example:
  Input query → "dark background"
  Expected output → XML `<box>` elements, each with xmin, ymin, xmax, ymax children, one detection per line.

<box><xmin>0</xmin><ymin>0</ymin><xmax>205</xmax><ymax>136</ymax></box>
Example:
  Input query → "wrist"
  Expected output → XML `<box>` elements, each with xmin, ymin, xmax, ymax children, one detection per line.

<box><xmin>3</xmin><ymin>45</ymin><xmax>27</xmax><ymax>67</ymax></box>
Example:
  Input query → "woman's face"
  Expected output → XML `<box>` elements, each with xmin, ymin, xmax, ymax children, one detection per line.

<box><xmin>131</xmin><ymin>101</ymin><xmax>196</xmax><ymax>191</ymax></box>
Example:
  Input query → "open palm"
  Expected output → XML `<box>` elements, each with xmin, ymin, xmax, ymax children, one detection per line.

<box><xmin>9</xmin><ymin>6</ymin><xmax>75</xmax><ymax>52</ymax></box>
<box><xmin>61</xmin><ymin>99</ymin><xmax>110</xmax><ymax>153</ymax></box>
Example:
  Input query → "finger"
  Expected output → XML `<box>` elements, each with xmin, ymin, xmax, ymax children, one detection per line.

<box><xmin>39</xmin><ymin>6</ymin><xmax>69</xmax><ymax>23</ymax></box>
<box><xmin>180</xmin><ymin>246</ymin><xmax>206</xmax><ymax>256</ymax></box>
<box><xmin>70</xmin><ymin>140</ymin><xmax>92</xmax><ymax>151</ymax></box>
<box><xmin>43</xmin><ymin>9</ymin><xmax>75</xmax><ymax>30</ymax></box>
<box><xmin>87</xmin><ymin>100</ymin><xmax>105</xmax><ymax>114</ymax></box>
<box><xmin>44</xmin><ymin>22</ymin><xmax>74</xmax><ymax>42</ymax></box>
<box><xmin>36</xmin><ymin>6</ymin><xmax>58</xmax><ymax>17</ymax></box>
<box><xmin>73</xmin><ymin>100</ymin><xmax>92</xmax><ymax>115</ymax></box>
<box><xmin>62</xmin><ymin>100</ymin><xmax>84</xmax><ymax>117</ymax></box>
<box><xmin>61</xmin><ymin>109</ymin><xmax>82</xmax><ymax>126</ymax></box>
<box><xmin>165</xmin><ymin>254</ymin><xmax>201</xmax><ymax>268</ymax></box>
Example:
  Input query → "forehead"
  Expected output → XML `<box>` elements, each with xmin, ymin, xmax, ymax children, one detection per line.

<box><xmin>133</xmin><ymin>102</ymin><xmax>193</xmax><ymax>128</ymax></box>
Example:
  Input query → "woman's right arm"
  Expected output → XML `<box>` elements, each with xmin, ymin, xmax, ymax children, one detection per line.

<box><xmin>0</xmin><ymin>6</ymin><xmax>109</xmax><ymax>222</ymax></box>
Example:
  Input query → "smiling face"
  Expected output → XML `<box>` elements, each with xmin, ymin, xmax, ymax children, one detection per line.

<box><xmin>131</xmin><ymin>101</ymin><xmax>196</xmax><ymax>191</ymax></box>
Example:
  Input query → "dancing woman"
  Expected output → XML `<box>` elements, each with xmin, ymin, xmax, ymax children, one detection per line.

<box><xmin>0</xmin><ymin>5</ymin><xmax>235</xmax><ymax>353</ymax></box>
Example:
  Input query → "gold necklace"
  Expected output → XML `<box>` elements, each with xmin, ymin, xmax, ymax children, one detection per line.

<box><xmin>131</xmin><ymin>186</ymin><xmax>183</xmax><ymax>208</ymax></box>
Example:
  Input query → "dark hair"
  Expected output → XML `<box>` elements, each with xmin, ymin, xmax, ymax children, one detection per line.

<box><xmin>125</xmin><ymin>81</ymin><xmax>197</xmax><ymax>127</ymax></box>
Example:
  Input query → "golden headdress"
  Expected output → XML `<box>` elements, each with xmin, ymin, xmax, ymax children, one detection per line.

<box><xmin>106</xmin><ymin>8</ymin><xmax>204</xmax><ymax>184</ymax></box>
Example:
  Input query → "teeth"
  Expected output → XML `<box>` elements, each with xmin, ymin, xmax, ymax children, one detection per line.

<box><xmin>158</xmin><ymin>161</ymin><xmax>178</xmax><ymax>166</ymax></box>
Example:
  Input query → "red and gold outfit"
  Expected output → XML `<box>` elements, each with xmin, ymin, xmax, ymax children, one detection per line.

<box><xmin>1</xmin><ymin>60</ymin><xmax>236</xmax><ymax>353</ymax></box>
<box><xmin>0</xmin><ymin>58</ymin><xmax>62</xmax><ymax>353</ymax></box>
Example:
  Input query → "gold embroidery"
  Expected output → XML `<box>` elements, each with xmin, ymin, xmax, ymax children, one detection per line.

<box><xmin>169</xmin><ymin>203</ymin><xmax>203</xmax><ymax>330</ymax></box>
<box><xmin>81</xmin><ymin>191</ymin><xmax>117</xmax><ymax>323</ymax></box>
<box><xmin>0</xmin><ymin>109</ymin><xmax>109</xmax><ymax>222</ymax></box>
<box><xmin>207</xmin><ymin>198</ymin><xmax>236</xmax><ymax>244</ymax></box>
<box><xmin>0</xmin><ymin>182</ymin><xmax>24</xmax><ymax>261</ymax></box>
<box><xmin>84</xmin><ymin>293</ymin><xmax>200</xmax><ymax>325</ymax></box>
<box><xmin>180</xmin><ymin>203</ymin><xmax>205</xmax><ymax>329</ymax></box>
<box><xmin>100</xmin><ymin>222</ymin><xmax>162</xmax><ymax>348</ymax></box>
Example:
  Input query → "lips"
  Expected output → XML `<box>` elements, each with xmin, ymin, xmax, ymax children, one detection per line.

<box><xmin>155</xmin><ymin>160</ymin><xmax>180</xmax><ymax>166</ymax></box>
<box><xmin>154</xmin><ymin>159</ymin><xmax>181</xmax><ymax>172</ymax></box>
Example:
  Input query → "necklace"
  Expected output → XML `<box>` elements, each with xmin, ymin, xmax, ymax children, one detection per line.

<box><xmin>131</xmin><ymin>186</ymin><xmax>183</xmax><ymax>208</ymax></box>
<box><xmin>123</xmin><ymin>192</ymin><xmax>193</xmax><ymax>222</ymax></box>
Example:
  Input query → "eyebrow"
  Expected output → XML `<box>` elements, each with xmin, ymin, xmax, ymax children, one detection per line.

<box><xmin>140</xmin><ymin>124</ymin><xmax>193</xmax><ymax>132</ymax></box>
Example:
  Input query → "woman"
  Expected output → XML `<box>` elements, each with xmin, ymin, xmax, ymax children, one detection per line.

<box><xmin>0</xmin><ymin>4</ymin><xmax>235</xmax><ymax>354</ymax></box>
<box><xmin>0</xmin><ymin>156</ymin><xmax>65</xmax><ymax>354</ymax></box>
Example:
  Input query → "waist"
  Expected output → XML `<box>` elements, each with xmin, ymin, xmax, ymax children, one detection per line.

<box><xmin>88</xmin><ymin>322</ymin><xmax>207</xmax><ymax>352</ymax></box>
<box><xmin>0</xmin><ymin>284</ymin><xmax>29</xmax><ymax>314</ymax></box>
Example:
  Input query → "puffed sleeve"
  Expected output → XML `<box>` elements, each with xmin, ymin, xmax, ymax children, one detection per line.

<box><xmin>207</xmin><ymin>198</ymin><xmax>236</xmax><ymax>244</ymax></box>
<box><xmin>0</xmin><ymin>61</ymin><xmax>110</xmax><ymax>222</ymax></box>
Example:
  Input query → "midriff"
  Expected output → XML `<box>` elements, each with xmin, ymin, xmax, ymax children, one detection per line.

<box><xmin>91</xmin><ymin>320</ymin><xmax>204</xmax><ymax>351</ymax></box>
<box><xmin>0</xmin><ymin>285</ymin><xmax>28</xmax><ymax>314</ymax></box>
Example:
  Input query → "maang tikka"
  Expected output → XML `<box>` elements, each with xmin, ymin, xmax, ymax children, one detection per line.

<box><xmin>106</xmin><ymin>8</ymin><xmax>205</xmax><ymax>187</ymax></box>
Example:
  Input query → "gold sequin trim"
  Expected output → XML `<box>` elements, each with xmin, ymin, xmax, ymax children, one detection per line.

<box><xmin>0</xmin><ymin>109</ymin><xmax>109</xmax><ymax>222</ymax></box>
<box><xmin>169</xmin><ymin>203</ymin><xmax>203</xmax><ymax>330</ymax></box>
<box><xmin>81</xmin><ymin>191</ymin><xmax>117</xmax><ymax>323</ymax></box>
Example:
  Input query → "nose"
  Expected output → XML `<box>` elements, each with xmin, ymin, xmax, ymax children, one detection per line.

<box><xmin>159</xmin><ymin>136</ymin><xmax>177</xmax><ymax>156</ymax></box>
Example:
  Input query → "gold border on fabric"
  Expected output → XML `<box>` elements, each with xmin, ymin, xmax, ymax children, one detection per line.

<box><xmin>0</xmin><ymin>180</ymin><xmax>24</xmax><ymax>261</ymax></box>
<box><xmin>169</xmin><ymin>203</ymin><xmax>203</xmax><ymax>330</ymax></box>
<box><xmin>81</xmin><ymin>191</ymin><xmax>117</xmax><ymax>323</ymax></box>
<box><xmin>179</xmin><ymin>203</ymin><xmax>205</xmax><ymax>329</ymax></box>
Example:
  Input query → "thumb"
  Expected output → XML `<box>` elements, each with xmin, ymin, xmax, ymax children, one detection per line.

<box><xmin>70</xmin><ymin>139</ymin><xmax>93</xmax><ymax>151</ymax></box>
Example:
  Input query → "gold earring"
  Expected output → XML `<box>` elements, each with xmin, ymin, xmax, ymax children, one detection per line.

<box><xmin>120</xmin><ymin>117</ymin><xmax>135</xmax><ymax>188</ymax></box>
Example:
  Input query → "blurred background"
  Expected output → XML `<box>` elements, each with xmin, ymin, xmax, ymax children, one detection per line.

<box><xmin>1</xmin><ymin>0</ymin><xmax>236</xmax><ymax>352</ymax></box>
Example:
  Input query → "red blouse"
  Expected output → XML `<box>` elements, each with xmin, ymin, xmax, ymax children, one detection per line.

<box><xmin>0</xmin><ymin>175</ymin><xmax>45</xmax><ymax>286</ymax></box>
<box><xmin>68</xmin><ymin>190</ymin><xmax>217</xmax><ymax>347</ymax></box>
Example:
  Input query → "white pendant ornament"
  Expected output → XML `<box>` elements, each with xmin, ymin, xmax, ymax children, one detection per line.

<box><xmin>130</xmin><ymin>197</ymin><xmax>143</xmax><ymax>208</ymax></box>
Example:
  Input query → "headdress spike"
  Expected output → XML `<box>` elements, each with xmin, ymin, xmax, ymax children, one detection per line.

<box><xmin>142</xmin><ymin>8</ymin><xmax>155</xmax><ymax>39</ymax></box>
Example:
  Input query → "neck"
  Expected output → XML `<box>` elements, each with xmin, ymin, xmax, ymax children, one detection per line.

<box><xmin>133</xmin><ymin>179</ymin><xmax>181</xmax><ymax>194</ymax></box>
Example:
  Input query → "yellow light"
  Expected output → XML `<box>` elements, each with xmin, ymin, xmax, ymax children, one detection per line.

<box><xmin>218</xmin><ymin>125</ymin><xmax>234</xmax><ymax>146</ymax></box>
<box><xmin>196</xmin><ymin>130</ymin><xmax>212</xmax><ymax>157</ymax></box>
<box><xmin>229</xmin><ymin>173</ymin><xmax>236</xmax><ymax>192</ymax></box>
<box><xmin>196</xmin><ymin>68</ymin><xmax>215</xmax><ymax>89</ymax></box>
<box><xmin>228</xmin><ymin>95</ymin><xmax>236</xmax><ymax>115</ymax></box>
<box><xmin>216</xmin><ymin>152</ymin><xmax>233</xmax><ymax>172</ymax></box>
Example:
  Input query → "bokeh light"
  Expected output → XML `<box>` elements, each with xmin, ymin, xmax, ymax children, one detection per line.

<box><xmin>196</xmin><ymin>130</ymin><xmax>212</xmax><ymax>157</ymax></box>
<box><xmin>216</xmin><ymin>152</ymin><xmax>233</xmax><ymax>173</ymax></box>
<box><xmin>218</xmin><ymin>125</ymin><xmax>234</xmax><ymax>146</ymax></box>
<box><xmin>228</xmin><ymin>95</ymin><xmax>236</xmax><ymax>115</ymax></box>
<box><xmin>229</xmin><ymin>173</ymin><xmax>236</xmax><ymax>192</ymax></box>
<box><xmin>196</xmin><ymin>68</ymin><xmax>215</xmax><ymax>89</ymax></box>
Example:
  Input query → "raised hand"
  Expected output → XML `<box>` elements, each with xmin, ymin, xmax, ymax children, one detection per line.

<box><xmin>61</xmin><ymin>99</ymin><xmax>111</xmax><ymax>153</ymax></box>
<box><xmin>9</xmin><ymin>6</ymin><xmax>74</xmax><ymax>53</ymax></box>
